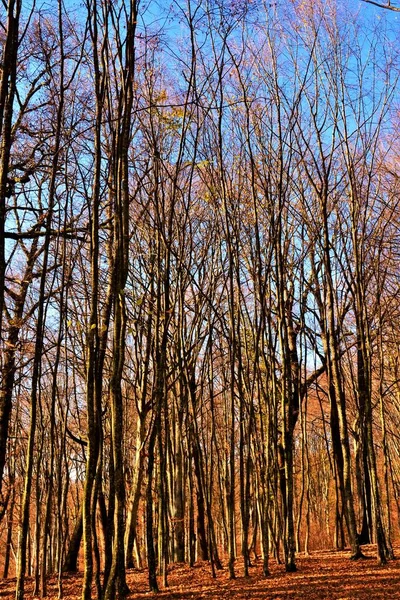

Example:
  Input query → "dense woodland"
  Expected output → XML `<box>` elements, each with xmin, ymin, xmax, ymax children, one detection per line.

<box><xmin>1</xmin><ymin>0</ymin><xmax>400</xmax><ymax>598</ymax></box>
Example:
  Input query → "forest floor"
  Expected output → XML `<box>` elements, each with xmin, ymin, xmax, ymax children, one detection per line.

<box><xmin>1</xmin><ymin>546</ymin><xmax>400</xmax><ymax>599</ymax></box>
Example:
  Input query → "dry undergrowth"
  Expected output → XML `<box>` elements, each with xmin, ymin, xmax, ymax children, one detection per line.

<box><xmin>1</xmin><ymin>546</ymin><xmax>399</xmax><ymax>600</ymax></box>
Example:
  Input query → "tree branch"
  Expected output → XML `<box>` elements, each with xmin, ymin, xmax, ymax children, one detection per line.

<box><xmin>362</xmin><ymin>0</ymin><xmax>400</xmax><ymax>11</ymax></box>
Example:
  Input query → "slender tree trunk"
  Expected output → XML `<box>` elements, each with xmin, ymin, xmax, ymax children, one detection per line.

<box><xmin>146</xmin><ymin>424</ymin><xmax>159</xmax><ymax>593</ymax></box>
<box><xmin>15</xmin><ymin>231</ymin><xmax>52</xmax><ymax>599</ymax></box>
<box><xmin>3</xmin><ymin>482</ymin><xmax>15</xmax><ymax>578</ymax></box>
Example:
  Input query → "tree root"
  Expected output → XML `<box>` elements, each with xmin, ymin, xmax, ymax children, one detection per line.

<box><xmin>350</xmin><ymin>551</ymin><xmax>367</xmax><ymax>561</ymax></box>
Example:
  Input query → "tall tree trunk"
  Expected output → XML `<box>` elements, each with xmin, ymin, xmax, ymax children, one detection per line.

<box><xmin>0</xmin><ymin>0</ymin><xmax>21</xmax><ymax>368</ymax></box>
<box><xmin>146</xmin><ymin>423</ymin><xmax>159</xmax><ymax>593</ymax></box>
